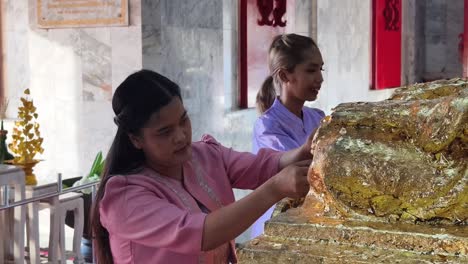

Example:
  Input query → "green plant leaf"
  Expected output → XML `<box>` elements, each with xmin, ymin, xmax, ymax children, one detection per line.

<box><xmin>87</xmin><ymin>151</ymin><xmax>105</xmax><ymax>179</ymax></box>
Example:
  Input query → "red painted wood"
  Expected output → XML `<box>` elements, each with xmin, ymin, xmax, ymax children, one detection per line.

<box><xmin>371</xmin><ymin>1</ymin><xmax>377</xmax><ymax>89</ymax></box>
<box><xmin>372</xmin><ymin>0</ymin><xmax>402</xmax><ymax>89</ymax></box>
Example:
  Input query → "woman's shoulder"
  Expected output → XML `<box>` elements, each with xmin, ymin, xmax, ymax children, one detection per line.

<box><xmin>191</xmin><ymin>135</ymin><xmax>232</xmax><ymax>164</ymax></box>
<box><xmin>191</xmin><ymin>134</ymin><xmax>223</xmax><ymax>149</ymax></box>
<box><xmin>254</xmin><ymin>112</ymin><xmax>282</xmax><ymax>133</ymax></box>
<box><xmin>103</xmin><ymin>170</ymin><xmax>180</xmax><ymax>205</ymax></box>
<box><xmin>191</xmin><ymin>134</ymin><xmax>225</xmax><ymax>153</ymax></box>
<box><xmin>107</xmin><ymin>167</ymin><xmax>178</xmax><ymax>186</ymax></box>
<box><xmin>106</xmin><ymin>171</ymin><xmax>154</xmax><ymax>190</ymax></box>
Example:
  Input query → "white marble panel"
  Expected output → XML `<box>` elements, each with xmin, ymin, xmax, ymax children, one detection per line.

<box><xmin>423</xmin><ymin>0</ymin><xmax>463</xmax><ymax>80</ymax></box>
<box><xmin>111</xmin><ymin>26</ymin><xmax>143</xmax><ymax>91</ymax></box>
<box><xmin>316</xmin><ymin>0</ymin><xmax>393</xmax><ymax>114</ymax></box>
<box><xmin>142</xmin><ymin>25</ymin><xmax>161</xmax><ymax>63</ymax></box>
<box><xmin>33</xmin><ymin>99</ymin><xmax>83</xmax><ymax>181</ymax></box>
<box><xmin>81</xmin><ymin>28</ymin><xmax>111</xmax><ymax>46</ymax></box>
<box><xmin>3</xmin><ymin>0</ymin><xmax>143</xmax><ymax>182</ymax></box>
<box><xmin>295</xmin><ymin>0</ymin><xmax>312</xmax><ymax>35</ymax></box>
<box><xmin>29</xmin><ymin>76</ymin><xmax>55</xmax><ymax>106</ymax></box>
<box><xmin>79</xmin><ymin>101</ymin><xmax>115</xmax><ymax>174</ymax></box>
<box><xmin>27</xmin><ymin>96</ymin><xmax>57</xmax><ymax>181</ymax></box>
<box><xmin>79</xmin><ymin>29</ymin><xmax>112</xmax><ymax>101</ymax></box>
<box><xmin>50</xmin><ymin>51</ymin><xmax>83</xmax><ymax>102</ymax></box>
<box><xmin>445</xmin><ymin>0</ymin><xmax>463</xmax><ymax>77</ymax></box>
<box><xmin>46</xmin><ymin>28</ymin><xmax>81</xmax><ymax>50</ymax></box>
<box><xmin>402</xmin><ymin>0</ymin><xmax>417</xmax><ymax>84</ymax></box>
<box><xmin>163</xmin><ymin>0</ymin><xmax>222</xmax><ymax>29</ymax></box>
<box><xmin>32</xmin><ymin>28</ymin><xmax>83</xmax><ymax>102</ymax></box>
<box><xmin>223</xmin><ymin>28</ymin><xmax>237</xmax><ymax>110</ymax></box>
<box><xmin>4</xmin><ymin>31</ymin><xmax>31</xmax><ymax>98</ymax></box>
<box><xmin>141</xmin><ymin>0</ymin><xmax>161</xmax><ymax>27</ymax></box>
<box><xmin>129</xmin><ymin>0</ymin><xmax>143</xmax><ymax>26</ymax></box>
<box><xmin>141</xmin><ymin>0</ymin><xmax>161</xmax><ymax>60</ymax></box>
<box><xmin>222</xmin><ymin>0</ymin><xmax>237</xmax><ymax>30</ymax></box>
<box><xmin>426</xmin><ymin>1</ymin><xmax>446</xmax><ymax>36</ymax></box>
<box><xmin>29</xmin><ymin>31</ymin><xmax>67</xmax><ymax>72</ymax></box>
<box><xmin>219</xmin><ymin>108</ymin><xmax>257</xmax><ymax>151</ymax></box>
<box><xmin>4</xmin><ymin>0</ymin><xmax>29</xmax><ymax>31</ymax></box>
<box><xmin>150</xmin><ymin>26</ymin><xmax>223</xmax><ymax>98</ymax></box>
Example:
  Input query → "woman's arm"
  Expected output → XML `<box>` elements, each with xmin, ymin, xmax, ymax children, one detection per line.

<box><xmin>202</xmin><ymin>160</ymin><xmax>309</xmax><ymax>251</ymax></box>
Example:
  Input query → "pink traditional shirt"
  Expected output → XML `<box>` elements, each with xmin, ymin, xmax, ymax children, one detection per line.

<box><xmin>99</xmin><ymin>135</ymin><xmax>282</xmax><ymax>263</ymax></box>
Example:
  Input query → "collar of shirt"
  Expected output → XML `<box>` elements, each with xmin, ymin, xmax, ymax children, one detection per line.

<box><xmin>268</xmin><ymin>97</ymin><xmax>307</xmax><ymax>133</ymax></box>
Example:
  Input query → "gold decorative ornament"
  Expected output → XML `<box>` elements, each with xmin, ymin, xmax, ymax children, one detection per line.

<box><xmin>9</xmin><ymin>89</ymin><xmax>44</xmax><ymax>185</ymax></box>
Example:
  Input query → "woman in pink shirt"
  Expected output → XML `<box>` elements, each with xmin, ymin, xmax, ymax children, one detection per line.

<box><xmin>91</xmin><ymin>70</ymin><xmax>316</xmax><ymax>263</ymax></box>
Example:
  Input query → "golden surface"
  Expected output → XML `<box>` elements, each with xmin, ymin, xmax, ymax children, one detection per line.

<box><xmin>239</xmin><ymin>79</ymin><xmax>468</xmax><ymax>263</ymax></box>
<box><xmin>307</xmin><ymin>78</ymin><xmax>467</xmax><ymax>225</ymax></box>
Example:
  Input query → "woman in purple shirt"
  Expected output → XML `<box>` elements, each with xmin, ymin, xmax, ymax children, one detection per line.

<box><xmin>251</xmin><ymin>34</ymin><xmax>326</xmax><ymax>238</ymax></box>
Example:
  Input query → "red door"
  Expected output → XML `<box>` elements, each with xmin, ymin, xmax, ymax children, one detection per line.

<box><xmin>372</xmin><ymin>0</ymin><xmax>402</xmax><ymax>89</ymax></box>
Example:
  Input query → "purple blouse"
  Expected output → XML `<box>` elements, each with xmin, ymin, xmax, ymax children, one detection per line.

<box><xmin>250</xmin><ymin>98</ymin><xmax>324</xmax><ymax>238</ymax></box>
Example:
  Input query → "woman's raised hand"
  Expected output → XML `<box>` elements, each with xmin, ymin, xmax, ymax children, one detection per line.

<box><xmin>270</xmin><ymin>159</ymin><xmax>311</xmax><ymax>199</ymax></box>
<box><xmin>302</xmin><ymin>128</ymin><xmax>318</xmax><ymax>157</ymax></box>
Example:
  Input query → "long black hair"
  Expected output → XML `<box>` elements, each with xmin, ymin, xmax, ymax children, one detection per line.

<box><xmin>91</xmin><ymin>69</ymin><xmax>182</xmax><ymax>263</ymax></box>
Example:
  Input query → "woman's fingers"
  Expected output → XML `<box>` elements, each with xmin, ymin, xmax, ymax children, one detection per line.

<box><xmin>294</xmin><ymin>159</ymin><xmax>312</xmax><ymax>168</ymax></box>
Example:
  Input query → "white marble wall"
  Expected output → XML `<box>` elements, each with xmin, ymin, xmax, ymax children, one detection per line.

<box><xmin>142</xmin><ymin>0</ymin><xmax>315</xmax><ymax>151</ymax></box>
<box><xmin>142</xmin><ymin>0</ymin><xmax>226</xmax><ymax>144</ymax></box>
<box><xmin>3</xmin><ymin>0</ymin><xmax>142</xmax><ymax>181</ymax></box>
<box><xmin>295</xmin><ymin>0</ymin><xmax>315</xmax><ymax>37</ymax></box>
<box><xmin>423</xmin><ymin>0</ymin><xmax>464</xmax><ymax>81</ymax></box>
<box><xmin>401</xmin><ymin>0</ymin><xmax>463</xmax><ymax>83</ymax></box>
<box><xmin>401</xmin><ymin>0</ymin><xmax>426</xmax><ymax>85</ymax></box>
<box><xmin>312</xmin><ymin>0</ymin><xmax>395</xmax><ymax>114</ymax></box>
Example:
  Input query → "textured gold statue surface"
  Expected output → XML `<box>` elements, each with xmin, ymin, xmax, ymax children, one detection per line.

<box><xmin>239</xmin><ymin>79</ymin><xmax>468</xmax><ymax>263</ymax></box>
<box><xmin>306</xmin><ymin>78</ymin><xmax>467</xmax><ymax>225</ymax></box>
